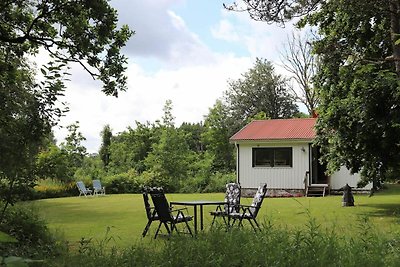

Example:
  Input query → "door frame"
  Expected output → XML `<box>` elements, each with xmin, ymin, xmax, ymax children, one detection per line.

<box><xmin>309</xmin><ymin>144</ymin><xmax>329</xmax><ymax>185</ymax></box>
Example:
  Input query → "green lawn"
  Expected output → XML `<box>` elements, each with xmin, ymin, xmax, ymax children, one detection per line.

<box><xmin>29</xmin><ymin>184</ymin><xmax>400</xmax><ymax>248</ymax></box>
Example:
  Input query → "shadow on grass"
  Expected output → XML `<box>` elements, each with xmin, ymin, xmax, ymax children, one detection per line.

<box><xmin>374</xmin><ymin>184</ymin><xmax>400</xmax><ymax>195</ymax></box>
<box><xmin>358</xmin><ymin>203</ymin><xmax>400</xmax><ymax>221</ymax></box>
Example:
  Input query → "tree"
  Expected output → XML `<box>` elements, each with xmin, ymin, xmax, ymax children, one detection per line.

<box><xmin>61</xmin><ymin>122</ymin><xmax>87</xmax><ymax>175</ymax></box>
<box><xmin>228</xmin><ymin>0</ymin><xmax>400</xmax><ymax>186</ymax></box>
<box><xmin>108</xmin><ymin>122</ymin><xmax>155</xmax><ymax>174</ymax></box>
<box><xmin>99</xmin><ymin>125</ymin><xmax>112</xmax><ymax>169</ymax></box>
<box><xmin>303</xmin><ymin>1</ymin><xmax>400</xmax><ymax>187</ymax></box>
<box><xmin>224</xmin><ymin>58</ymin><xmax>298</xmax><ymax>129</ymax></box>
<box><xmin>0</xmin><ymin>49</ymin><xmax>60</xmax><ymax>219</ymax></box>
<box><xmin>224</xmin><ymin>0</ymin><xmax>322</xmax><ymax>26</ymax></box>
<box><xmin>179</xmin><ymin>122</ymin><xmax>206</xmax><ymax>153</ymax></box>
<box><xmin>0</xmin><ymin>0</ymin><xmax>133</xmax><ymax>96</ymax></box>
<box><xmin>161</xmin><ymin>99</ymin><xmax>175</xmax><ymax>128</ymax></box>
<box><xmin>144</xmin><ymin>101</ymin><xmax>193</xmax><ymax>191</ymax></box>
<box><xmin>0</xmin><ymin>0</ymin><xmax>132</xmax><ymax>219</ymax></box>
<box><xmin>226</xmin><ymin>1</ymin><xmax>400</xmax><ymax>75</ymax></box>
<box><xmin>202</xmin><ymin>100</ymin><xmax>236</xmax><ymax>172</ymax></box>
<box><xmin>281</xmin><ymin>32</ymin><xmax>319</xmax><ymax>114</ymax></box>
<box><xmin>36</xmin><ymin>144</ymin><xmax>72</xmax><ymax>182</ymax></box>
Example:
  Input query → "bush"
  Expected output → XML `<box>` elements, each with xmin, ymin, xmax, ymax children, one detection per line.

<box><xmin>0</xmin><ymin>204</ymin><xmax>65</xmax><ymax>259</ymax></box>
<box><xmin>202</xmin><ymin>172</ymin><xmax>235</xmax><ymax>193</ymax></box>
<box><xmin>74</xmin><ymin>156</ymin><xmax>106</xmax><ymax>183</ymax></box>
<box><xmin>29</xmin><ymin>179</ymin><xmax>78</xmax><ymax>200</ymax></box>
<box><xmin>180</xmin><ymin>172</ymin><xmax>235</xmax><ymax>193</ymax></box>
<box><xmin>53</xmin><ymin>218</ymin><xmax>400</xmax><ymax>267</ymax></box>
<box><xmin>103</xmin><ymin>169</ymin><xmax>145</xmax><ymax>194</ymax></box>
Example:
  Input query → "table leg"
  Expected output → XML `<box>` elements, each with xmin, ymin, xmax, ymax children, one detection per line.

<box><xmin>200</xmin><ymin>205</ymin><xmax>204</xmax><ymax>231</ymax></box>
<box><xmin>193</xmin><ymin>205</ymin><xmax>198</xmax><ymax>234</ymax></box>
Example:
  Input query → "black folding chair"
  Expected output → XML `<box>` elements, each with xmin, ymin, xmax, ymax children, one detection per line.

<box><xmin>141</xmin><ymin>187</ymin><xmax>160</xmax><ymax>237</ymax></box>
<box><xmin>149</xmin><ymin>187</ymin><xmax>194</xmax><ymax>239</ymax></box>
<box><xmin>229</xmin><ymin>183</ymin><xmax>267</xmax><ymax>231</ymax></box>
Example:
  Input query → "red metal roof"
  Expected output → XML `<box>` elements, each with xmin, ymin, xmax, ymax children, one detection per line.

<box><xmin>230</xmin><ymin>118</ymin><xmax>317</xmax><ymax>141</ymax></box>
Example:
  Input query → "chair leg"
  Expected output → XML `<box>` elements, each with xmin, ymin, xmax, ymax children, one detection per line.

<box><xmin>171</xmin><ymin>223</ymin><xmax>178</xmax><ymax>235</ymax></box>
<box><xmin>154</xmin><ymin>221</ymin><xmax>163</xmax><ymax>239</ymax></box>
<box><xmin>247</xmin><ymin>219</ymin><xmax>256</xmax><ymax>231</ymax></box>
<box><xmin>163</xmin><ymin>222</ymin><xmax>171</xmax><ymax>236</ymax></box>
<box><xmin>222</xmin><ymin>216</ymin><xmax>229</xmax><ymax>227</ymax></box>
<box><xmin>211</xmin><ymin>215</ymin><xmax>217</xmax><ymax>227</ymax></box>
<box><xmin>184</xmin><ymin>220</ymin><xmax>193</xmax><ymax>237</ymax></box>
<box><xmin>238</xmin><ymin>216</ymin><xmax>245</xmax><ymax>227</ymax></box>
<box><xmin>252</xmin><ymin>218</ymin><xmax>261</xmax><ymax>231</ymax></box>
<box><xmin>230</xmin><ymin>218</ymin><xmax>238</xmax><ymax>226</ymax></box>
<box><xmin>142</xmin><ymin>220</ymin><xmax>152</xmax><ymax>237</ymax></box>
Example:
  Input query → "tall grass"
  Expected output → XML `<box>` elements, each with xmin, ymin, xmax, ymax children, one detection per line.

<box><xmin>51</xmin><ymin>217</ymin><xmax>400</xmax><ymax>267</ymax></box>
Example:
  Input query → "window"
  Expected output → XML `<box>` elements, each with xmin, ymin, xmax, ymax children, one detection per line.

<box><xmin>252</xmin><ymin>147</ymin><xmax>293</xmax><ymax>167</ymax></box>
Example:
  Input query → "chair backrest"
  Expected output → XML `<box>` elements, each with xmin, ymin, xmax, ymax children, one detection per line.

<box><xmin>93</xmin><ymin>180</ymin><xmax>102</xmax><ymax>190</ymax></box>
<box><xmin>249</xmin><ymin>183</ymin><xmax>267</xmax><ymax>217</ymax></box>
<box><xmin>76</xmin><ymin>181</ymin><xmax>86</xmax><ymax>192</ymax></box>
<box><xmin>142</xmin><ymin>188</ymin><xmax>154</xmax><ymax>220</ymax></box>
<box><xmin>224</xmin><ymin>183</ymin><xmax>241</xmax><ymax>213</ymax></box>
<box><xmin>149</xmin><ymin>187</ymin><xmax>173</xmax><ymax>222</ymax></box>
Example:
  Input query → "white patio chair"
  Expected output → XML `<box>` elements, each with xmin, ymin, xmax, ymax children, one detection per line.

<box><xmin>92</xmin><ymin>179</ymin><xmax>106</xmax><ymax>196</ymax></box>
<box><xmin>76</xmin><ymin>181</ymin><xmax>92</xmax><ymax>197</ymax></box>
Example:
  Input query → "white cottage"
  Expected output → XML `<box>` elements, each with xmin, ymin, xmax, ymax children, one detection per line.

<box><xmin>230</xmin><ymin>118</ymin><xmax>371</xmax><ymax>196</ymax></box>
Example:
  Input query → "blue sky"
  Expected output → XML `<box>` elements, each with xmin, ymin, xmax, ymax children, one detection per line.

<box><xmin>51</xmin><ymin>0</ymin><xmax>299</xmax><ymax>152</ymax></box>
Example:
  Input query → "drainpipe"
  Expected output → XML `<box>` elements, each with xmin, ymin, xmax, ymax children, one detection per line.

<box><xmin>236</xmin><ymin>143</ymin><xmax>240</xmax><ymax>184</ymax></box>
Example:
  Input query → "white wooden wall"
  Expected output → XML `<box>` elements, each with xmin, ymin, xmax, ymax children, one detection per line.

<box><xmin>330</xmin><ymin>166</ymin><xmax>372</xmax><ymax>190</ymax></box>
<box><xmin>237</xmin><ymin>142</ymin><xmax>310</xmax><ymax>189</ymax></box>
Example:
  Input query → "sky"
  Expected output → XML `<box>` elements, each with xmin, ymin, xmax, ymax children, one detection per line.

<box><xmin>51</xmin><ymin>0</ymin><xmax>299</xmax><ymax>153</ymax></box>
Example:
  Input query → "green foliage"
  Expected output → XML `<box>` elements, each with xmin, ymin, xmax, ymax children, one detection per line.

<box><xmin>144</xmin><ymin>101</ymin><xmax>194</xmax><ymax>192</ymax></box>
<box><xmin>99</xmin><ymin>125</ymin><xmax>112</xmax><ymax>169</ymax></box>
<box><xmin>103</xmin><ymin>169</ymin><xmax>145</xmax><ymax>194</ymax></box>
<box><xmin>202</xmin><ymin>101</ymin><xmax>236</xmax><ymax>172</ymax></box>
<box><xmin>53</xmin><ymin>220</ymin><xmax>400</xmax><ymax>267</ymax></box>
<box><xmin>0</xmin><ymin>0</ymin><xmax>133</xmax><ymax>96</ymax></box>
<box><xmin>228</xmin><ymin>0</ymin><xmax>400</xmax><ymax>187</ymax></box>
<box><xmin>225</xmin><ymin>0</ymin><xmax>321</xmax><ymax>26</ymax></box>
<box><xmin>74</xmin><ymin>156</ymin><xmax>106</xmax><ymax>183</ymax></box>
<box><xmin>36</xmin><ymin>122</ymin><xmax>89</xmax><ymax>184</ymax></box>
<box><xmin>144</xmin><ymin>128</ymin><xmax>193</xmax><ymax>191</ymax></box>
<box><xmin>224</xmin><ymin>58</ymin><xmax>299</xmax><ymax>126</ymax></box>
<box><xmin>0</xmin><ymin>49</ymin><xmax>58</xmax><ymax>218</ymax></box>
<box><xmin>0</xmin><ymin>204</ymin><xmax>64</xmax><ymax>259</ymax></box>
<box><xmin>36</xmin><ymin>144</ymin><xmax>72</xmax><ymax>182</ymax></box>
<box><xmin>178</xmin><ymin>122</ymin><xmax>206</xmax><ymax>153</ymax></box>
<box><xmin>61</xmin><ymin>122</ymin><xmax>87</xmax><ymax>169</ymax></box>
<box><xmin>303</xmin><ymin>1</ymin><xmax>400</xmax><ymax>186</ymax></box>
<box><xmin>0</xmin><ymin>0</ymin><xmax>131</xmax><ymax>215</ymax></box>
<box><xmin>108</xmin><ymin>121</ymin><xmax>155</xmax><ymax>174</ymax></box>
<box><xmin>32</xmin><ymin>179</ymin><xmax>77</xmax><ymax>200</ymax></box>
<box><xmin>181</xmin><ymin>170</ymin><xmax>235</xmax><ymax>193</ymax></box>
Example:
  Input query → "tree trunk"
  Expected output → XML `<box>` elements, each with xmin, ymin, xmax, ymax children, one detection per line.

<box><xmin>390</xmin><ymin>0</ymin><xmax>400</xmax><ymax>75</ymax></box>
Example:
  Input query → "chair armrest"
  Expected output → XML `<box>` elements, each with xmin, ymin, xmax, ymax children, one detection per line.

<box><xmin>238</xmin><ymin>204</ymin><xmax>254</xmax><ymax>208</ymax></box>
<box><xmin>170</xmin><ymin>207</ymin><xmax>189</xmax><ymax>213</ymax></box>
<box><xmin>236</xmin><ymin>204</ymin><xmax>256</xmax><ymax>215</ymax></box>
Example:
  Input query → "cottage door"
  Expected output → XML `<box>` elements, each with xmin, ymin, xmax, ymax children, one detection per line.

<box><xmin>310</xmin><ymin>145</ymin><xmax>329</xmax><ymax>185</ymax></box>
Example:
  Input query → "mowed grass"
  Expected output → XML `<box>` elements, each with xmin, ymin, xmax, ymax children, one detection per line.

<box><xmin>28</xmin><ymin>184</ymin><xmax>400</xmax><ymax>248</ymax></box>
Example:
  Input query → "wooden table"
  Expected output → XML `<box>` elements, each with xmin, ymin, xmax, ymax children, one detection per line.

<box><xmin>170</xmin><ymin>200</ymin><xmax>227</xmax><ymax>234</ymax></box>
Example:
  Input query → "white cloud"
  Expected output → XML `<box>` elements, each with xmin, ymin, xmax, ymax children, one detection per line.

<box><xmin>112</xmin><ymin>0</ymin><xmax>214</xmax><ymax>67</ymax></box>
<box><xmin>211</xmin><ymin>10</ymin><xmax>297</xmax><ymax>62</ymax></box>
<box><xmin>54</xmin><ymin>54</ymin><xmax>252</xmax><ymax>153</ymax></box>
<box><xmin>211</xmin><ymin>19</ymin><xmax>240</xmax><ymax>42</ymax></box>
<box><xmin>48</xmin><ymin>1</ymin><xmax>306</xmax><ymax>154</ymax></box>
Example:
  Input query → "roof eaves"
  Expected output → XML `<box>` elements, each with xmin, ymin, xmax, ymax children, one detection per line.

<box><xmin>229</xmin><ymin>138</ymin><xmax>314</xmax><ymax>144</ymax></box>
